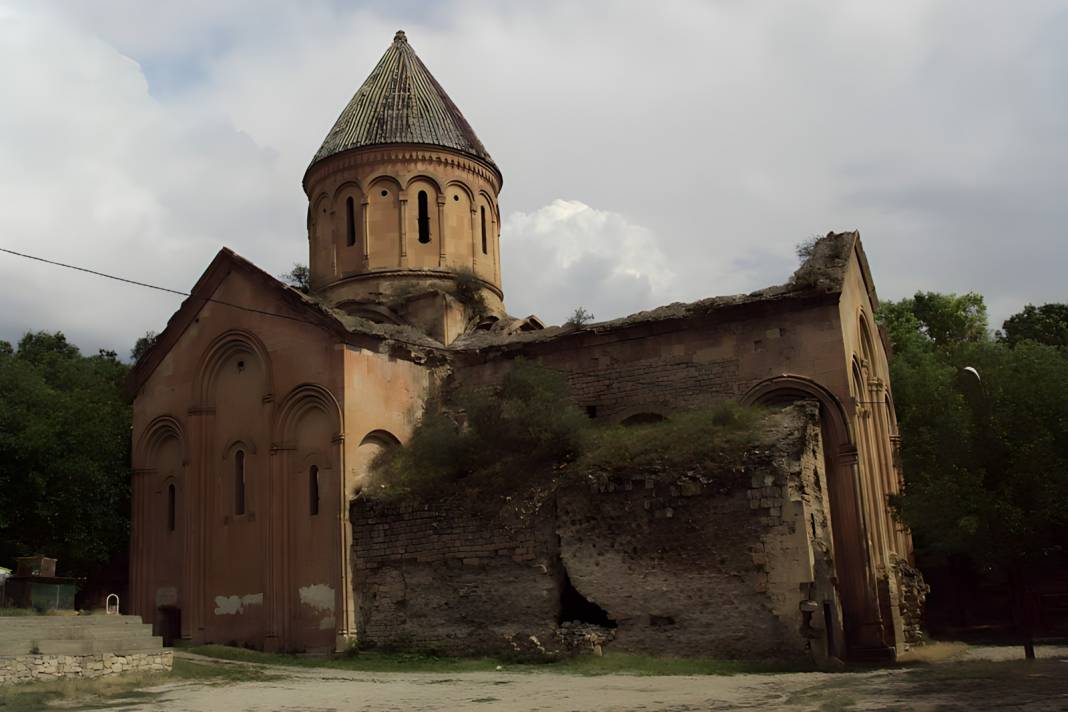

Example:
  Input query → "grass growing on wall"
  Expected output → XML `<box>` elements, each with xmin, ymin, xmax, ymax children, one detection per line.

<box><xmin>577</xmin><ymin>402</ymin><xmax>765</xmax><ymax>476</ymax></box>
<box><xmin>367</xmin><ymin>359</ymin><xmax>765</xmax><ymax>499</ymax></box>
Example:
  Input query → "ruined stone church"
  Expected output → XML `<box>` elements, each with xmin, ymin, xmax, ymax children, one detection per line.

<box><xmin>129</xmin><ymin>31</ymin><xmax>915</xmax><ymax>662</ymax></box>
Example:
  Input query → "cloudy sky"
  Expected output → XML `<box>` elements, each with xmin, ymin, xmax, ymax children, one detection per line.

<box><xmin>1</xmin><ymin>1</ymin><xmax>1065</xmax><ymax>356</ymax></box>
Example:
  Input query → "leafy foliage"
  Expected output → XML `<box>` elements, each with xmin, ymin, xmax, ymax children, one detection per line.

<box><xmin>452</xmin><ymin>269</ymin><xmax>488</xmax><ymax>318</ymax></box>
<box><xmin>565</xmin><ymin>307</ymin><xmax>595</xmax><ymax>327</ymax></box>
<box><xmin>279</xmin><ymin>263</ymin><xmax>311</xmax><ymax>293</ymax></box>
<box><xmin>130</xmin><ymin>330</ymin><xmax>158</xmax><ymax>363</ymax></box>
<box><xmin>880</xmin><ymin>294</ymin><xmax>1068</xmax><ymax>571</ymax></box>
<box><xmin>369</xmin><ymin>359</ymin><xmax>587</xmax><ymax>497</ymax></box>
<box><xmin>0</xmin><ymin>332</ymin><xmax>132</xmax><ymax>575</ymax></box>
<box><xmin>998</xmin><ymin>303</ymin><xmax>1068</xmax><ymax>350</ymax></box>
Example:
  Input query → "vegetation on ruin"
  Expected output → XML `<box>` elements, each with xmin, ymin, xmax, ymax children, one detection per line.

<box><xmin>577</xmin><ymin>402</ymin><xmax>765</xmax><ymax>476</ymax></box>
<box><xmin>0</xmin><ymin>332</ymin><xmax>132</xmax><ymax>576</ymax></box>
<box><xmin>368</xmin><ymin>359</ymin><xmax>587</xmax><ymax>497</ymax></box>
<box><xmin>278</xmin><ymin>262</ymin><xmax>311</xmax><ymax>293</ymax></box>
<box><xmin>880</xmin><ymin>293</ymin><xmax>1068</xmax><ymax>656</ymax></box>
<box><xmin>565</xmin><ymin>306</ymin><xmax>595</xmax><ymax>327</ymax></box>
<box><xmin>368</xmin><ymin>359</ymin><xmax>765</xmax><ymax>499</ymax></box>
<box><xmin>452</xmin><ymin>268</ymin><xmax>489</xmax><ymax>317</ymax></box>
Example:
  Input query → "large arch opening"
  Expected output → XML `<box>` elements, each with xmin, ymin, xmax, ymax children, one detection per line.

<box><xmin>743</xmin><ymin>376</ymin><xmax>882</xmax><ymax>655</ymax></box>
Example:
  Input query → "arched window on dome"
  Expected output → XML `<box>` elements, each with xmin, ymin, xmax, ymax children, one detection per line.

<box><xmin>480</xmin><ymin>206</ymin><xmax>487</xmax><ymax>254</ymax></box>
<box><xmin>345</xmin><ymin>197</ymin><xmax>356</xmax><ymax>247</ymax></box>
<box><xmin>417</xmin><ymin>191</ymin><xmax>431</xmax><ymax>244</ymax></box>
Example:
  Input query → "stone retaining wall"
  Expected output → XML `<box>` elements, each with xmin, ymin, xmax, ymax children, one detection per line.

<box><xmin>0</xmin><ymin>651</ymin><xmax>173</xmax><ymax>686</ymax></box>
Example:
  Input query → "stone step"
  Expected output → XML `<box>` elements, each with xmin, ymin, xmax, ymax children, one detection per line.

<box><xmin>0</xmin><ymin>615</ymin><xmax>143</xmax><ymax>626</ymax></box>
<box><xmin>0</xmin><ymin>624</ymin><xmax>153</xmax><ymax>640</ymax></box>
<box><xmin>0</xmin><ymin>636</ymin><xmax>162</xmax><ymax>656</ymax></box>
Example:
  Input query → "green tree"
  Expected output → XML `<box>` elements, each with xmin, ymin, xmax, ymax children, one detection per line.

<box><xmin>999</xmin><ymin>303</ymin><xmax>1068</xmax><ymax>350</ymax></box>
<box><xmin>279</xmin><ymin>263</ymin><xmax>310</xmax><ymax>293</ymax></box>
<box><xmin>0</xmin><ymin>332</ymin><xmax>132</xmax><ymax>576</ymax></box>
<box><xmin>131</xmin><ymin>330</ymin><xmax>158</xmax><ymax>363</ymax></box>
<box><xmin>881</xmin><ymin>293</ymin><xmax>1068</xmax><ymax>658</ymax></box>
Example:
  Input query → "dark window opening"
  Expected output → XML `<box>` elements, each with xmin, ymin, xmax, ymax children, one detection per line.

<box><xmin>380</xmin><ymin>189</ymin><xmax>388</xmax><ymax>197</ymax></box>
<box><xmin>649</xmin><ymin>614</ymin><xmax>675</xmax><ymax>627</ymax></box>
<box><xmin>417</xmin><ymin>191</ymin><xmax>431</xmax><ymax>244</ymax></box>
<box><xmin>453</xmin><ymin>194</ymin><xmax>459</xmax><ymax>201</ymax></box>
<box><xmin>236</xmin><ymin>360</ymin><xmax>245</xmax><ymax>371</ymax></box>
<box><xmin>166</xmin><ymin>483</ymin><xmax>176</xmax><ymax>532</ymax></box>
<box><xmin>585</xmin><ymin>405</ymin><xmax>598</xmax><ymax>419</ymax></box>
<box><xmin>621</xmin><ymin>412</ymin><xmax>666</xmax><ymax>427</ymax></box>
<box><xmin>823</xmin><ymin>601</ymin><xmax>837</xmax><ymax>657</ymax></box>
<box><xmin>480</xmin><ymin>206</ymin><xmax>487</xmax><ymax>254</ymax></box>
<box><xmin>345</xmin><ymin>196</ymin><xmax>356</xmax><ymax>246</ymax></box>
<box><xmin>309</xmin><ymin>465</ymin><xmax>320</xmax><ymax>516</ymax></box>
<box><xmin>559</xmin><ymin>569</ymin><xmax>615</xmax><ymax>627</ymax></box>
<box><xmin>234</xmin><ymin>450</ymin><xmax>246</xmax><ymax>516</ymax></box>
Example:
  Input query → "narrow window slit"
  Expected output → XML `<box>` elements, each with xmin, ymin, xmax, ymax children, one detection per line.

<box><xmin>480</xmin><ymin>206</ymin><xmax>487</xmax><ymax>254</ymax></box>
<box><xmin>345</xmin><ymin>196</ymin><xmax>356</xmax><ymax>246</ymax></box>
<box><xmin>235</xmin><ymin>450</ymin><xmax>246</xmax><ymax>516</ymax></box>
<box><xmin>309</xmin><ymin>465</ymin><xmax>320</xmax><ymax>516</ymax></box>
<box><xmin>167</xmin><ymin>483</ymin><xmax>176</xmax><ymax>532</ymax></box>
<box><xmin>417</xmin><ymin>191</ymin><xmax>431</xmax><ymax>244</ymax></box>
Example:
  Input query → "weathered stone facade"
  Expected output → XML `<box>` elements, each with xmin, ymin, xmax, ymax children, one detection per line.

<box><xmin>0</xmin><ymin>651</ymin><xmax>173</xmax><ymax>686</ymax></box>
<box><xmin>351</xmin><ymin>405</ymin><xmax>845</xmax><ymax>661</ymax></box>
<box><xmin>128</xmin><ymin>30</ymin><xmax>918</xmax><ymax>660</ymax></box>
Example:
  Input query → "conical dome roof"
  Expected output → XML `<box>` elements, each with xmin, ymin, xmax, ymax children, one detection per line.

<box><xmin>309</xmin><ymin>30</ymin><xmax>497</xmax><ymax>174</ymax></box>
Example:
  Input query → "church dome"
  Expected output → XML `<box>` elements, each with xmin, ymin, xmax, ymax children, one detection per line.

<box><xmin>308</xmin><ymin>30</ymin><xmax>497</xmax><ymax>177</ymax></box>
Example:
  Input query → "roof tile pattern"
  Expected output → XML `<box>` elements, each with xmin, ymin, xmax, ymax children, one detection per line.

<box><xmin>310</xmin><ymin>30</ymin><xmax>496</xmax><ymax>171</ymax></box>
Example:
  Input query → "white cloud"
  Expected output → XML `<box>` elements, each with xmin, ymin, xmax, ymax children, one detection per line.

<box><xmin>502</xmin><ymin>200</ymin><xmax>676</xmax><ymax>325</ymax></box>
<box><xmin>2</xmin><ymin>0</ymin><xmax>1067</xmax><ymax>354</ymax></box>
<box><xmin>0</xmin><ymin>3</ymin><xmax>293</xmax><ymax>354</ymax></box>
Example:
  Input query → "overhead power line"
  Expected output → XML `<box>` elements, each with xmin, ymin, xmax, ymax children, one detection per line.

<box><xmin>0</xmin><ymin>247</ymin><xmax>312</xmax><ymax>325</ymax></box>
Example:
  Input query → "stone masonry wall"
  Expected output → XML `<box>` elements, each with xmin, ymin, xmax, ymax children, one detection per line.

<box><xmin>0</xmin><ymin>651</ymin><xmax>173</xmax><ymax>686</ymax></box>
<box><xmin>351</xmin><ymin>496</ymin><xmax>560</xmax><ymax>655</ymax></box>
<box><xmin>350</xmin><ymin>404</ymin><xmax>843</xmax><ymax>660</ymax></box>
<box><xmin>556</xmin><ymin>402</ymin><xmax>841</xmax><ymax>659</ymax></box>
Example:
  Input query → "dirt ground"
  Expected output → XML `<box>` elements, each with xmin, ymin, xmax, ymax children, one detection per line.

<box><xmin>104</xmin><ymin>645</ymin><xmax>1068</xmax><ymax>711</ymax></box>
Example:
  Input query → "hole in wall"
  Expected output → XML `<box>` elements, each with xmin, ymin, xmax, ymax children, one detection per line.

<box><xmin>453</xmin><ymin>194</ymin><xmax>459</xmax><ymax>201</ymax></box>
<box><xmin>649</xmin><ymin>614</ymin><xmax>675</xmax><ymax>627</ymax></box>
<box><xmin>380</xmin><ymin>190</ymin><xmax>388</xmax><ymax>197</ymax></box>
<box><xmin>237</xmin><ymin>360</ymin><xmax>245</xmax><ymax>372</ymax></box>
<box><xmin>559</xmin><ymin>569</ymin><xmax>616</xmax><ymax>628</ymax></box>
<box><xmin>585</xmin><ymin>405</ymin><xmax>598</xmax><ymax>419</ymax></box>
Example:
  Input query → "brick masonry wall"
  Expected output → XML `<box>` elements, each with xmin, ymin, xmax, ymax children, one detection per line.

<box><xmin>453</xmin><ymin>300</ymin><xmax>847</xmax><ymax>425</ymax></box>
<box><xmin>351</xmin><ymin>404</ymin><xmax>843</xmax><ymax>660</ymax></box>
<box><xmin>351</xmin><ymin>496</ymin><xmax>561</xmax><ymax>655</ymax></box>
<box><xmin>0</xmin><ymin>651</ymin><xmax>173</xmax><ymax>686</ymax></box>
